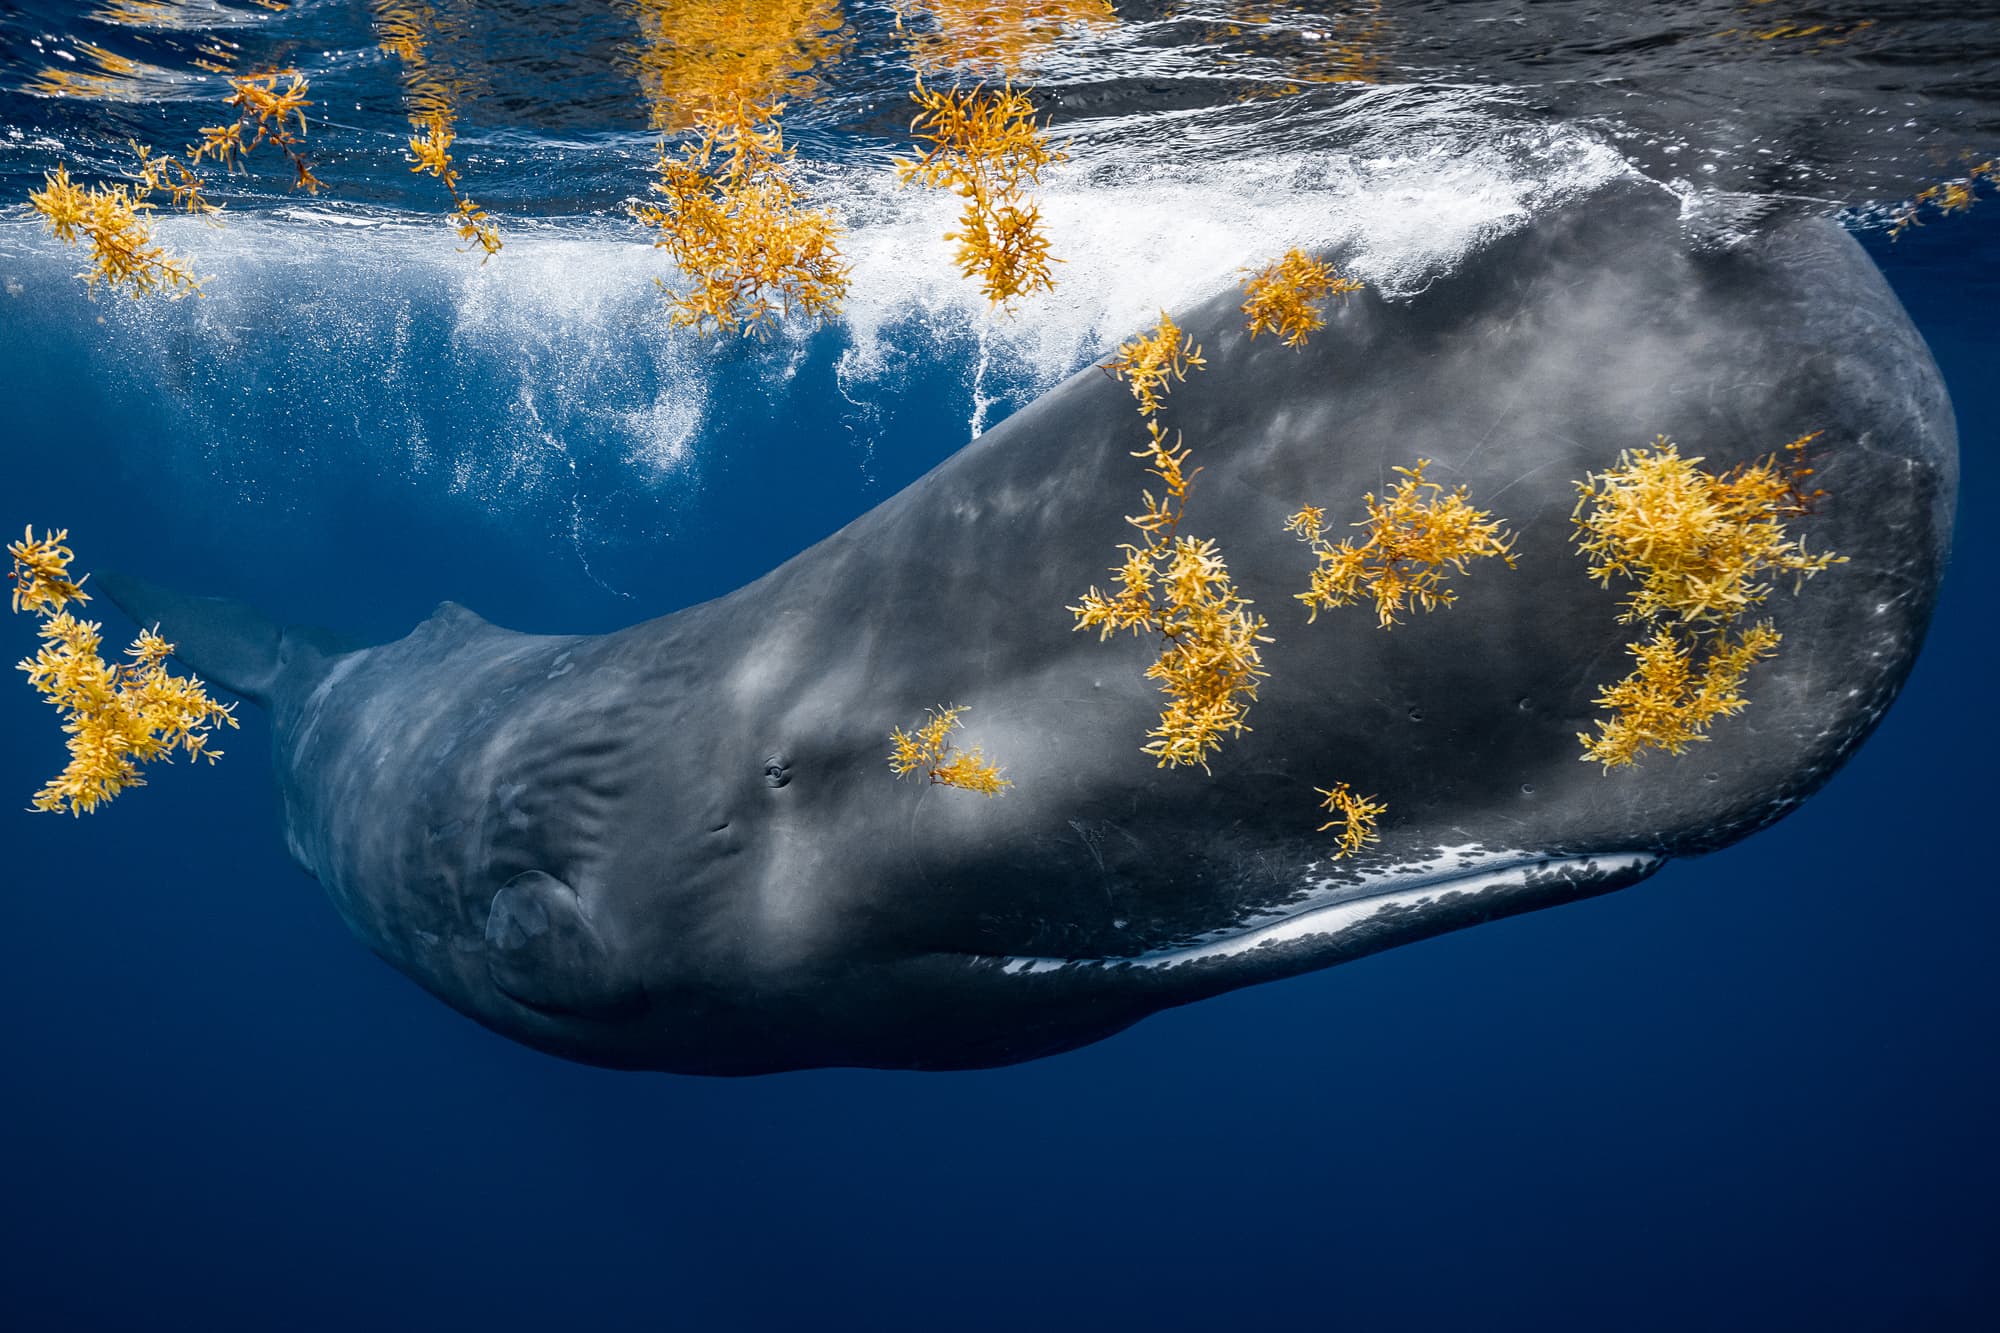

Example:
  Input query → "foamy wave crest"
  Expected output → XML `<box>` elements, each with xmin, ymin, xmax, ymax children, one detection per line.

<box><xmin>0</xmin><ymin>214</ymin><xmax>712</xmax><ymax>571</ymax></box>
<box><xmin>824</xmin><ymin>105</ymin><xmax>1633</xmax><ymax>435</ymax></box>
<box><xmin>0</xmin><ymin>106</ymin><xmax>1631</xmax><ymax>547</ymax></box>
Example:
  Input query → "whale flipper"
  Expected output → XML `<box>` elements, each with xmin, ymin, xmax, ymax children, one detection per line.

<box><xmin>483</xmin><ymin>871</ymin><xmax>643</xmax><ymax>1018</ymax></box>
<box><xmin>94</xmin><ymin>572</ymin><xmax>358</xmax><ymax>708</ymax></box>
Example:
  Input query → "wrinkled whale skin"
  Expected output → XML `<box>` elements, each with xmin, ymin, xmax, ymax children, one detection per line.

<box><xmin>109</xmin><ymin>185</ymin><xmax>1955</xmax><ymax>1074</ymax></box>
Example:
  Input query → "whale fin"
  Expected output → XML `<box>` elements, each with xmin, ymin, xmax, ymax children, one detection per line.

<box><xmin>484</xmin><ymin>871</ymin><xmax>643</xmax><ymax>1018</ymax></box>
<box><xmin>92</xmin><ymin>573</ymin><xmax>360</xmax><ymax>710</ymax></box>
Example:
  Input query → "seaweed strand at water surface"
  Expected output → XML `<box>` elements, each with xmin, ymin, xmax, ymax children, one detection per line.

<box><xmin>895</xmin><ymin>80</ymin><xmax>1065</xmax><ymax>308</ymax></box>
<box><xmin>626</xmin><ymin>0</ymin><xmax>853</xmax><ymax>335</ymax></box>
<box><xmin>25</xmin><ymin>68</ymin><xmax>323</xmax><ymax>298</ymax></box>
<box><xmin>376</xmin><ymin>3</ymin><xmax>502</xmax><ymax>257</ymax></box>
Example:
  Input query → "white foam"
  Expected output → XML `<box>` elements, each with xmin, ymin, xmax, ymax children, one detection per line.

<box><xmin>2</xmin><ymin>215</ymin><xmax>711</xmax><ymax>561</ymax></box>
<box><xmin>826</xmin><ymin>120</ymin><xmax>1633</xmax><ymax>410</ymax></box>
<box><xmin>0</xmin><ymin>103</ymin><xmax>1634</xmax><ymax>542</ymax></box>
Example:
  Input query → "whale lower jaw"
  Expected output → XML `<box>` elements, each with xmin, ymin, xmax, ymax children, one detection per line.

<box><xmin>985</xmin><ymin>850</ymin><xmax>1666</xmax><ymax>992</ymax></box>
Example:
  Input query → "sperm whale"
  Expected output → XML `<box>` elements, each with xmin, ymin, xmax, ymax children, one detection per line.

<box><xmin>104</xmin><ymin>184</ymin><xmax>1955</xmax><ymax>1073</ymax></box>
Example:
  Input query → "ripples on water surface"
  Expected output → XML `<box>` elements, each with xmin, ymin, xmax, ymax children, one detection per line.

<box><xmin>8</xmin><ymin>0</ymin><xmax>1999</xmax><ymax>204</ymax></box>
<box><xmin>3</xmin><ymin>2</ymin><xmax>1995</xmax><ymax>579</ymax></box>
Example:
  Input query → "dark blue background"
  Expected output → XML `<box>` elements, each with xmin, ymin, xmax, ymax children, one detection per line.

<box><xmin>2</xmin><ymin>215</ymin><xmax>1993</xmax><ymax>1331</ymax></box>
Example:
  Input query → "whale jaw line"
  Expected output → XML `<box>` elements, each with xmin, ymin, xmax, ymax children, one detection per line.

<box><xmin>985</xmin><ymin>850</ymin><xmax>1667</xmax><ymax>986</ymax></box>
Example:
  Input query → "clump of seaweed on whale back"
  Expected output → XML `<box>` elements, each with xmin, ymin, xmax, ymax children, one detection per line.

<box><xmin>1284</xmin><ymin>461</ymin><xmax>1516</xmax><ymax>629</ymax></box>
<box><xmin>1072</xmin><ymin>312</ymin><xmax>1272</xmax><ymax>772</ymax></box>
<box><xmin>1098</xmin><ymin>309</ymin><xmax>1205</xmax><ymax>415</ymax></box>
<box><xmin>1282</xmin><ymin>460</ymin><xmax>1514</xmax><ymax>859</ymax></box>
<box><xmin>1317</xmin><ymin>782</ymin><xmax>1386</xmax><ymax>859</ymax></box>
<box><xmin>1240</xmin><ymin>248</ymin><xmax>1364</xmax><ymax>347</ymax></box>
<box><xmin>1572</xmin><ymin>431</ymin><xmax>1845</xmax><ymax>767</ymax></box>
<box><xmin>8</xmin><ymin>528</ymin><xmax>237</xmax><ymax>815</ymax></box>
<box><xmin>888</xmin><ymin>705</ymin><xmax>1011</xmax><ymax>795</ymax></box>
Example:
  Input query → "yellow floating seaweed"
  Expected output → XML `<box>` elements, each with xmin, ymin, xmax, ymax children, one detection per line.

<box><xmin>1572</xmin><ymin>434</ymin><xmax>1841</xmax><ymax>629</ymax></box>
<box><xmin>889</xmin><ymin>0</ymin><xmax>1108</xmax><ymax>311</ymax></box>
<box><xmin>1240</xmin><ymin>248</ymin><xmax>1364</xmax><ymax>347</ymax></box>
<box><xmin>633</xmin><ymin>104</ymin><xmax>850</xmax><ymax>336</ymax></box>
<box><xmin>1280</xmin><ymin>461</ymin><xmax>1511</xmax><ymax>843</ymax></box>
<box><xmin>889</xmin><ymin>705</ymin><xmax>1012</xmax><ymax>795</ymax></box>
<box><xmin>378</xmin><ymin>5</ymin><xmax>502</xmax><ymax>257</ymax></box>
<box><xmin>1315</xmin><ymin>781</ymin><xmax>1385</xmax><ymax>859</ymax></box>
<box><xmin>8</xmin><ymin>528</ymin><xmax>90</xmax><ymax>616</ymax></box>
<box><xmin>8</xmin><ymin>528</ymin><xmax>237</xmax><ymax>816</ymax></box>
<box><xmin>1572</xmin><ymin>433</ymin><xmax>1843</xmax><ymax>768</ymax></box>
<box><xmin>896</xmin><ymin>81</ymin><xmax>1065</xmax><ymax>307</ymax></box>
<box><xmin>1209</xmin><ymin>0</ymin><xmax>1390</xmax><ymax>99</ymax></box>
<box><xmin>1100</xmin><ymin>312</ymin><xmax>1206</xmax><ymax>418</ymax></box>
<box><xmin>626</xmin><ymin>0</ymin><xmax>851</xmax><ymax>134</ymax></box>
<box><xmin>189</xmin><ymin>69</ymin><xmax>322</xmax><ymax>194</ymax></box>
<box><xmin>1713</xmin><ymin>0</ymin><xmax>1876</xmax><ymax>51</ymax></box>
<box><xmin>1074</xmin><ymin>318</ymin><xmax>1270</xmax><ymax>771</ymax></box>
<box><xmin>22</xmin><ymin>41</ymin><xmax>187</xmax><ymax>102</ymax></box>
<box><xmin>27</xmin><ymin>163</ymin><xmax>204</xmax><ymax>299</ymax></box>
<box><xmin>406</xmin><ymin>114</ymin><xmax>501</xmax><ymax>258</ymax></box>
<box><xmin>26</xmin><ymin>67</ymin><xmax>321</xmax><ymax>299</ymax></box>
<box><xmin>1286</xmin><ymin>460</ymin><xmax>1516</xmax><ymax>629</ymax></box>
<box><xmin>621</xmin><ymin>0</ymin><xmax>851</xmax><ymax>334</ymax></box>
<box><xmin>1578</xmin><ymin>622</ymin><xmax>1782</xmax><ymax>769</ymax></box>
<box><xmin>895</xmin><ymin>0</ymin><xmax>1115</xmax><ymax>82</ymax></box>
<box><xmin>1888</xmin><ymin>160</ymin><xmax>1996</xmax><ymax>240</ymax></box>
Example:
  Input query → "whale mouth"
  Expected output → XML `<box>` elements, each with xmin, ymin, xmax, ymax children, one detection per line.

<box><xmin>985</xmin><ymin>850</ymin><xmax>1666</xmax><ymax>979</ymax></box>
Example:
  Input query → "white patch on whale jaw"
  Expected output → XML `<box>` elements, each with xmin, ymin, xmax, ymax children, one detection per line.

<box><xmin>993</xmin><ymin>850</ymin><xmax>1664</xmax><ymax>977</ymax></box>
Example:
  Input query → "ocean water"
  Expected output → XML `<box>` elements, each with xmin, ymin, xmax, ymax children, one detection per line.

<box><xmin>1</xmin><ymin>2</ymin><xmax>1995</xmax><ymax>1328</ymax></box>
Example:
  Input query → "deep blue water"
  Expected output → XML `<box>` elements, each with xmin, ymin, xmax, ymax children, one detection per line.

<box><xmin>1</xmin><ymin>214</ymin><xmax>1993</xmax><ymax>1328</ymax></box>
<box><xmin>3</xmin><ymin>2</ymin><xmax>1998</xmax><ymax>1328</ymax></box>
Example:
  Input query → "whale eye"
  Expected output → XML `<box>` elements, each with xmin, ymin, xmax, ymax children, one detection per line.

<box><xmin>763</xmin><ymin>754</ymin><xmax>793</xmax><ymax>788</ymax></box>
